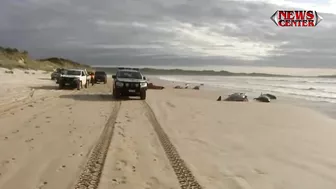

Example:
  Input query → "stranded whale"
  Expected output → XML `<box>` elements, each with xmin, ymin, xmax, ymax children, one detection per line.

<box><xmin>264</xmin><ymin>93</ymin><xmax>276</xmax><ymax>100</ymax></box>
<box><xmin>217</xmin><ymin>93</ymin><xmax>248</xmax><ymax>101</ymax></box>
<box><xmin>254</xmin><ymin>94</ymin><xmax>271</xmax><ymax>102</ymax></box>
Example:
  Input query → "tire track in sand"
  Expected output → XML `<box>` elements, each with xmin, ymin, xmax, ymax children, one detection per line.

<box><xmin>72</xmin><ymin>101</ymin><xmax>121</xmax><ymax>189</ymax></box>
<box><xmin>97</xmin><ymin>100</ymin><xmax>180</xmax><ymax>189</ymax></box>
<box><xmin>73</xmin><ymin>99</ymin><xmax>203</xmax><ymax>189</ymax></box>
<box><xmin>142</xmin><ymin>101</ymin><xmax>203</xmax><ymax>189</ymax></box>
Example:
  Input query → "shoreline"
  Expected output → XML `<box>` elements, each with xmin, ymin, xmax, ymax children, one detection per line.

<box><xmin>148</xmin><ymin>75</ymin><xmax>336</xmax><ymax>120</ymax></box>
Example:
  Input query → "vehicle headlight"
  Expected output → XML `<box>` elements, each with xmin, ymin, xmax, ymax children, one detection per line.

<box><xmin>115</xmin><ymin>81</ymin><xmax>124</xmax><ymax>87</ymax></box>
<box><xmin>140</xmin><ymin>82</ymin><xmax>147</xmax><ymax>87</ymax></box>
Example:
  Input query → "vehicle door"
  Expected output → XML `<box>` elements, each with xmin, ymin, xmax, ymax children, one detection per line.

<box><xmin>81</xmin><ymin>71</ymin><xmax>86</xmax><ymax>83</ymax></box>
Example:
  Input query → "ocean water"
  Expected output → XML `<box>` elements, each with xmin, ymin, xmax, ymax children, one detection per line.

<box><xmin>158</xmin><ymin>75</ymin><xmax>336</xmax><ymax>118</ymax></box>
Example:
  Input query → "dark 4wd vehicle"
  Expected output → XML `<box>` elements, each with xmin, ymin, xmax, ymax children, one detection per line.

<box><xmin>112</xmin><ymin>68</ymin><xmax>147</xmax><ymax>100</ymax></box>
<box><xmin>51</xmin><ymin>68</ymin><xmax>64</xmax><ymax>82</ymax></box>
<box><xmin>95</xmin><ymin>71</ymin><xmax>107</xmax><ymax>84</ymax></box>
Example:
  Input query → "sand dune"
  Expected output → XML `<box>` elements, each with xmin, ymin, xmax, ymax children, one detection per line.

<box><xmin>1</xmin><ymin>71</ymin><xmax>336</xmax><ymax>189</ymax></box>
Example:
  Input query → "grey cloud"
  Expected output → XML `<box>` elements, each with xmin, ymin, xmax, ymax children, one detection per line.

<box><xmin>0</xmin><ymin>0</ymin><xmax>336</xmax><ymax>68</ymax></box>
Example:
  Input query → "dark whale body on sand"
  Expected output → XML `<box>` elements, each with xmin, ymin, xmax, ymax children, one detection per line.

<box><xmin>254</xmin><ymin>95</ymin><xmax>271</xmax><ymax>102</ymax></box>
<box><xmin>216</xmin><ymin>93</ymin><xmax>248</xmax><ymax>101</ymax></box>
<box><xmin>264</xmin><ymin>93</ymin><xmax>276</xmax><ymax>99</ymax></box>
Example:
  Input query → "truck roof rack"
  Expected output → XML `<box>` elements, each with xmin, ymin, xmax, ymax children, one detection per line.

<box><xmin>117</xmin><ymin>67</ymin><xmax>140</xmax><ymax>71</ymax></box>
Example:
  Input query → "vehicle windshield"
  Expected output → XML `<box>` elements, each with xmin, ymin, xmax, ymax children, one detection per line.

<box><xmin>95</xmin><ymin>71</ymin><xmax>106</xmax><ymax>75</ymax></box>
<box><xmin>56</xmin><ymin>68</ymin><xmax>64</xmax><ymax>73</ymax></box>
<box><xmin>117</xmin><ymin>71</ymin><xmax>142</xmax><ymax>79</ymax></box>
<box><xmin>63</xmin><ymin>70</ymin><xmax>81</xmax><ymax>75</ymax></box>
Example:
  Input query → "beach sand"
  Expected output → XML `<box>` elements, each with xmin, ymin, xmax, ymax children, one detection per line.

<box><xmin>0</xmin><ymin>68</ymin><xmax>115</xmax><ymax>189</ymax></box>
<box><xmin>146</xmin><ymin>87</ymin><xmax>336</xmax><ymax>189</ymax></box>
<box><xmin>0</xmin><ymin>70</ymin><xmax>336</xmax><ymax>189</ymax></box>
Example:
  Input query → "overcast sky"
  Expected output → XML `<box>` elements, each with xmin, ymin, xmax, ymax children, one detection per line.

<box><xmin>1</xmin><ymin>0</ymin><xmax>336</xmax><ymax>68</ymax></box>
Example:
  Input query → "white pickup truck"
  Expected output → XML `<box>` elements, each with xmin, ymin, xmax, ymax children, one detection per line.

<box><xmin>58</xmin><ymin>69</ymin><xmax>90</xmax><ymax>90</ymax></box>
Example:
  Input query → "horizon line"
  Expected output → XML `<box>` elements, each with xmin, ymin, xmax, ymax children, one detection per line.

<box><xmin>92</xmin><ymin>65</ymin><xmax>336</xmax><ymax>77</ymax></box>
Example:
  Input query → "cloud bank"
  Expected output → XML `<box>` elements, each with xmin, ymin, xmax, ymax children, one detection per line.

<box><xmin>1</xmin><ymin>0</ymin><xmax>336</xmax><ymax>68</ymax></box>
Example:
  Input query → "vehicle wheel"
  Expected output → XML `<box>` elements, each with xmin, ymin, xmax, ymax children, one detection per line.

<box><xmin>113</xmin><ymin>89</ymin><xmax>120</xmax><ymax>99</ymax></box>
<box><xmin>77</xmin><ymin>81</ymin><xmax>81</xmax><ymax>90</ymax></box>
<box><xmin>59</xmin><ymin>82</ymin><xmax>64</xmax><ymax>89</ymax></box>
<box><xmin>140</xmin><ymin>91</ymin><xmax>146</xmax><ymax>100</ymax></box>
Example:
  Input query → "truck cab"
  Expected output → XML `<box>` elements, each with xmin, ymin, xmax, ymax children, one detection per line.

<box><xmin>58</xmin><ymin>69</ymin><xmax>90</xmax><ymax>90</ymax></box>
<box><xmin>112</xmin><ymin>68</ymin><xmax>147</xmax><ymax>99</ymax></box>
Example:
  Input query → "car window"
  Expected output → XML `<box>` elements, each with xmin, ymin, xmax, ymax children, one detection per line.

<box><xmin>117</xmin><ymin>71</ymin><xmax>142</xmax><ymax>79</ymax></box>
<box><xmin>64</xmin><ymin>70</ymin><xmax>81</xmax><ymax>75</ymax></box>
<box><xmin>95</xmin><ymin>71</ymin><xmax>106</xmax><ymax>75</ymax></box>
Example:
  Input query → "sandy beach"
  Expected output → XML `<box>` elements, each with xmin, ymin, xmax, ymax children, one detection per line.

<box><xmin>1</xmin><ymin>69</ymin><xmax>336</xmax><ymax>189</ymax></box>
<box><xmin>146</xmin><ymin>87</ymin><xmax>336</xmax><ymax>189</ymax></box>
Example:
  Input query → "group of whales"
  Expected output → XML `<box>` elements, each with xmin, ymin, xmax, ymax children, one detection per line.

<box><xmin>217</xmin><ymin>93</ymin><xmax>276</xmax><ymax>103</ymax></box>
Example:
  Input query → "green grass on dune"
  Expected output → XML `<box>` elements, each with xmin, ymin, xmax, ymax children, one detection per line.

<box><xmin>0</xmin><ymin>46</ymin><xmax>93</xmax><ymax>72</ymax></box>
